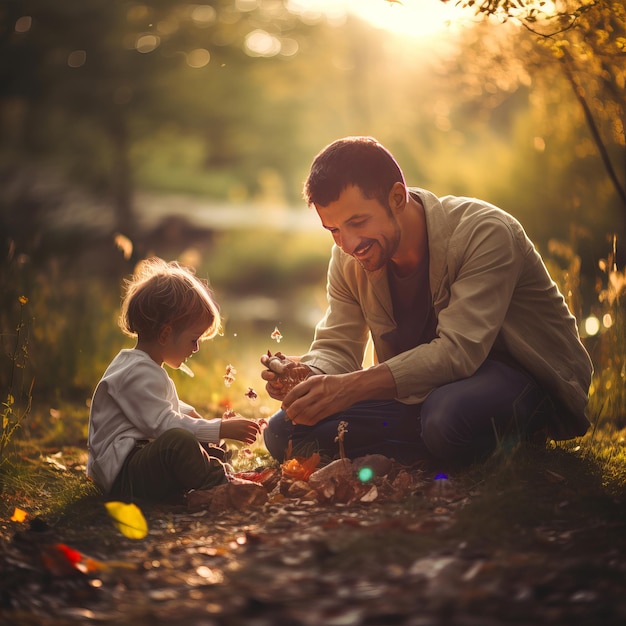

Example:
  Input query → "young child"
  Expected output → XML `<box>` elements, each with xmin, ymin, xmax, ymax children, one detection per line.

<box><xmin>87</xmin><ymin>257</ymin><xmax>260</xmax><ymax>505</ymax></box>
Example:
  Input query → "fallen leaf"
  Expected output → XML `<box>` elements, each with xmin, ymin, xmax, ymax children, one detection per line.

<box><xmin>40</xmin><ymin>543</ymin><xmax>86</xmax><ymax>577</ymax></box>
<box><xmin>281</xmin><ymin>453</ymin><xmax>321</xmax><ymax>481</ymax></box>
<box><xmin>44</xmin><ymin>455</ymin><xmax>67</xmax><ymax>471</ymax></box>
<box><xmin>187</xmin><ymin>482</ymin><xmax>268</xmax><ymax>513</ymax></box>
<box><xmin>105</xmin><ymin>501</ymin><xmax>148</xmax><ymax>539</ymax></box>
<box><xmin>11</xmin><ymin>507</ymin><xmax>29</xmax><ymax>523</ymax></box>
<box><xmin>360</xmin><ymin>485</ymin><xmax>378</xmax><ymax>502</ymax></box>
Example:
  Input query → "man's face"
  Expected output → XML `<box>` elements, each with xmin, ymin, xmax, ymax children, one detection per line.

<box><xmin>316</xmin><ymin>184</ymin><xmax>401</xmax><ymax>272</ymax></box>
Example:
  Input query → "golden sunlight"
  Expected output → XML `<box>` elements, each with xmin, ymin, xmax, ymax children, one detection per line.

<box><xmin>290</xmin><ymin>0</ymin><xmax>473</xmax><ymax>40</ymax></box>
<box><xmin>348</xmin><ymin>0</ymin><xmax>473</xmax><ymax>38</ymax></box>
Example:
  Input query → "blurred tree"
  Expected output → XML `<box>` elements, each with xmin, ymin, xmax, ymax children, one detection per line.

<box><xmin>0</xmin><ymin>0</ymin><xmax>315</xmax><ymax>247</ymax></box>
<box><xmin>454</xmin><ymin>0</ymin><xmax>625</xmax><ymax>212</ymax></box>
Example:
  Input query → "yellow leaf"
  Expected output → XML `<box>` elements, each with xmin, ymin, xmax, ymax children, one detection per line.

<box><xmin>114</xmin><ymin>233</ymin><xmax>133</xmax><ymax>260</ymax></box>
<box><xmin>105</xmin><ymin>501</ymin><xmax>148</xmax><ymax>539</ymax></box>
<box><xmin>11</xmin><ymin>507</ymin><xmax>29</xmax><ymax>522</ymax></box>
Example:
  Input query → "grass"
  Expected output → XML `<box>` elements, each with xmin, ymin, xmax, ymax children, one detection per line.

<box><xmin>1</xmin><ymin>400</ymin><xmax>624</xmax><ymax>539</ymax></box>
<box><xmin>454</xmin><ymin>436</ymin><xmax>625</xmax><ymax>544</ymax></box>
<box><xmin>0</xmin><ymin>445</ymin><xmax>98</xmax><ymax>523</ymax></box>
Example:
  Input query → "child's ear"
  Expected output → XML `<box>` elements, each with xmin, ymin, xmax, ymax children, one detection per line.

<box><xmin>158</xmin><ymin>324</ymin><xmax>172</xmax><ymax>344</ymax></box>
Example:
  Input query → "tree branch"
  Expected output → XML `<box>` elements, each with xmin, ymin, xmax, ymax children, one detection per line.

<box><xmin>560</xmin><ymin>49</ymin><xmax>626</xmax><ymax>210</ymax></box>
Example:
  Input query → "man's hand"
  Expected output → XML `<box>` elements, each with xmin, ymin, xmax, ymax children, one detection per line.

<box><xmin>281</xmin><ymin>374</ymin><xmax>353</xmax><ymax>426</ymax></box>
<box><xmin>281</xmin><ymin>364</ymin><xmax>398</xmax><ymax>426</ymax></box>
<box><xmin>219</xmin><ymin>417</ymin><xmax>260</xmax><ymax>444</ymax></box>
<box><xmin>261</xmin><ymin>351</ymin><xmax>312</xmax><ymax>401</ymax></box>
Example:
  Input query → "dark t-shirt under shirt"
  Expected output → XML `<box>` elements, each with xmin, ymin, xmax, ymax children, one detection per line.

<box><xmin>383</xmin><ymin>257</ymin><xmax>437</xmax><ymax>356</ymax></box>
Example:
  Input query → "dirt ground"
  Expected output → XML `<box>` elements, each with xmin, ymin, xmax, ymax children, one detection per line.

<box><xmin>1</xmin><ymin>450</ymin><xmax>626</xmax><ymax>626</ymax></box>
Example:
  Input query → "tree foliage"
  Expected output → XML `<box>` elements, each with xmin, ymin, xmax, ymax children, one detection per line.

<box><xmin>456</xmin><ymin>0</ymin><xmax>625</xmax><ymax>210</ymax></box>
<box><xmin>0</xmin><ymin>0</ymin><xmax>313</xmax><ymax>237</ymax></box>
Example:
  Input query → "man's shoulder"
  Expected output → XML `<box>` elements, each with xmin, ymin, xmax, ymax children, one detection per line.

<box><xmin>420</xmin><ymin>191</ymin><xmax>523</xmax><ymax>235</ymax></box>
<box><xmin>411</xmin><ymin>187</ymin><xmax>516</xmax><ymax>219</ymax></box>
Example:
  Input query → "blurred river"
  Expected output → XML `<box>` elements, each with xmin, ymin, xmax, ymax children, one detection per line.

<box><xmin>50</xmin><ymin>190</ymin><xmax>321</xmax><ymax>234</ymax></box>
<box><xmin>135</xmin><ymin>192</ymin><xmax>321</xmax><ymax>232</ymax></box>
<box><xmin>133</xmin><ymin>193</ymin><xmax>331</xmax><ymax>346</ymax></box>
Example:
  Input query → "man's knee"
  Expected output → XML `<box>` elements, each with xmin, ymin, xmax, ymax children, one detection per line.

<box><xmin>263</xmin><ymin>410</ymin><xmax>291</xmax><ymax>462</ymax></box>
<box><xmin>420</xmin><ymin>394</ymin><xmax>472</xmax><ymax>462</ymax></box>
<box><xmin>421</xmin><ymin>413</ymin><xmax>453</xmax><ymax>461</ymax></box>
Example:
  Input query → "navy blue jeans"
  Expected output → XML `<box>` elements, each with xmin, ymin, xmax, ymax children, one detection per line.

<box><xmin>263</xmin><ymin>359</ymin><xmax>556</xmax><ymax>468</ymax></box>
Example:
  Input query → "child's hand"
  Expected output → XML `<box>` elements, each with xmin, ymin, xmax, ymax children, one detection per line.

<box><xmin>219</xmin><ymin>417</ymin><xmax>260</xmax><ymax>444</ymax></box>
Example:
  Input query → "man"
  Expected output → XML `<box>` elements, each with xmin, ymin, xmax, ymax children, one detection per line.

<box><xmin>262</xmin><ymin>137</ymin><xmax>592</xmax><ymax>468</ymax></box>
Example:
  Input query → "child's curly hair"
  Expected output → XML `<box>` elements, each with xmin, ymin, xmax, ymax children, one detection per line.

<box><xmin>119</xmin><ymin>257</ymin><xmax>221</xmax><ymax>341</ymax></box>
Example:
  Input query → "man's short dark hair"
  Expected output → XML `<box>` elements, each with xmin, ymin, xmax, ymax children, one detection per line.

<box><xmin>303</xmin><ymin>136</ymin><xmax>406</xmax><ymax>208</ymax></box>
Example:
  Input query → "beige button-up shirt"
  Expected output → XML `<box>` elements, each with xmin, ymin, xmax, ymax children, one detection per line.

<box><xmin>302</xmin><ymin>188</ymin><xmax>593</xmax><ymax>440</ymax></box>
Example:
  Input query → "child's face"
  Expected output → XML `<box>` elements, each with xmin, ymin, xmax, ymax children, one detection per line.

<box><xmin>162</xmin><ymin>322</ymin><xmax>209</xmax><ymax>370</ymax></box>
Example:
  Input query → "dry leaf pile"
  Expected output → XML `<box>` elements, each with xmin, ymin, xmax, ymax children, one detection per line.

<box><xmin>276</xmin><ymin>454</ymin><xmax>429</xmax><ymax>505</ymax></box>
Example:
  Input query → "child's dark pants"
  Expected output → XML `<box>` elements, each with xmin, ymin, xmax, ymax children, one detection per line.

<box><xmin>110</xmin><ymin>428</ymin><xmax>227</xmax><ymax>503</ymax></box>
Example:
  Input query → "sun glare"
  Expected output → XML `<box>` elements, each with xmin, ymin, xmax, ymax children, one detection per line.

<box><xmin>290</xmin><ymin>0</ymin><xmax>472</xmax><ymax>40</ymax></box>
<box><xmin>351</xmin><ymin>0</ymin><xmax>471</xmax><ymax>39</ymax></box>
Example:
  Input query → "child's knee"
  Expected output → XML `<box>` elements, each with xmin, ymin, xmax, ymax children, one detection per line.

<box><xmin>157</xmin><ymin>428</ymin><xmax>200</xmax><ymax>455</ymax></box>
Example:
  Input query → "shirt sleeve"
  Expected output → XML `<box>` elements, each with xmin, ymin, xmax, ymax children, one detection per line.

<box><xmin>179</xmin><ymin>400</ymin><xmax>195</xmax><ymax>415</ymax></box>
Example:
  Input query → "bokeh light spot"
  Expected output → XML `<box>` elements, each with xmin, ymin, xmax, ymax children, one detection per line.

<box><xmin>584</xmin><ymin>316</ymin><xmax>600</xmax><ymax>336</ymax></box>
<box><xmin>236</xmin><ymin>0</ymin><xmax>259</xmax><ymax>11</ymax></box>
<box><xmin>358</xmin><ymin>467</ymin><xmax>374</xmax><ymax>482</ymax></box>
<box><xmin>187</xmin><ymin>48</ymin><xmax>210</xmax><ymax>68</ymax></box>
<box><xmin>244</xmin><ymin>29</ymin><xmax>281</xmax><ymax>57</ymax></box>
<box><xmin>191</xmin><ymin>5</ymin><xmax>217</xmax><ymax>26</ymax></box>
<box><xmin>136</xmin><ymin>34</ymin><xmax>160</xmax><ymax>53</ymax></box>
<box><xmin>15</xmin><ymin>16</ymin><xmax>32</xmax><ymax>33</ymax></box>
<box><xmin>67</xmin><ymin>50</ymin><xmax>87</xmax><ymax>68</ymax></box>
<box><xmin>280</xmin><ymin>38</ymin><xmax>299</xmax><ymax>57</ymax></box>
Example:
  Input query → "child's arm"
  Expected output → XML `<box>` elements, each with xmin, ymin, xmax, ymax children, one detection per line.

<box><xmin>220</xmin><ymin>417</ymin><xmax>260</xmax><ymax>444</ymax></box>
<box><xmin>181</xmin><ymin>403</ymin><xmax>258</xmax><ymax>444</ymax></box>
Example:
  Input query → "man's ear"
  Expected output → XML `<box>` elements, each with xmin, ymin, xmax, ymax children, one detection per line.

<box><xmin>158</xmin><ymin>324</ymin><xmax>172</xmax><ymax>344</ymax></box>
<box><xmin>388</xmin><ymin>182</ymin><xmax>408</xmax><ymax>213</ymax></box>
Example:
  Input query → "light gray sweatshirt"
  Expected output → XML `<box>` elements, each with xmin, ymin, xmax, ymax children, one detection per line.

<box><xmin>87</xmin><ymin>349</ymin><xmax>221</xmax><ymax>493</ymax></box>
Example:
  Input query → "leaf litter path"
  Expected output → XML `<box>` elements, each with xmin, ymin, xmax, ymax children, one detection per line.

<box><xmin>2</xmin><ymin>459</ymin><xmax>626</xmax><ymax>626</ymax></box>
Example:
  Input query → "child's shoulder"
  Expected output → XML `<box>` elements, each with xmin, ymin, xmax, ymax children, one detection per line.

<box><xmin>103</xmin><ymin>349</ymin><xmax>160</xmax><ymax>379</ymax></box>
